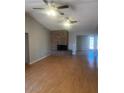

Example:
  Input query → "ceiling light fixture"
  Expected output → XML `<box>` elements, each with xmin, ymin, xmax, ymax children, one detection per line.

<box><xmin>46</xmin><ymin>6</ymin><xmax>58</xmax><ymax>17</ymax></box>
<box><xmin>63</xmin><ymin>20</ymin><xmax>71</xmax><ymax>28</ymax></box>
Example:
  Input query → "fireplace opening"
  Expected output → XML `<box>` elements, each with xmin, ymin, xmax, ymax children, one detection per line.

<box><xmin>57</xmin><ymin>45</ymin><xmax>68</xmax><ymax>51</ymax></box>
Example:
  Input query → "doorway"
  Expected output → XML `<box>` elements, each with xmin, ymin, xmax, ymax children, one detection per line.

<box><xmin>76</xmin><ymin>35</ymin><xmax>89</xmax><ymax>55</ymax></box>
<box><xmin>76</xmin><ymin>35</ymin><xmax>98</xmax><ymax>55</ymax></box>
<box><xmin>25</xmin><ymin>33</ymin><xmax>30</xmax><ymax>64</ymax></box>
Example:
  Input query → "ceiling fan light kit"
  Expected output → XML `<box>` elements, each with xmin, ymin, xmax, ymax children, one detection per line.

<box><xmin>46</xmin><ymin>7</ymin><xmax>58</xmax><ymax>17</ymax></box>
<box><xmin>63</xmin><ymin>21</ymin><xmax>71</xmax><ymax>28</ymax></box>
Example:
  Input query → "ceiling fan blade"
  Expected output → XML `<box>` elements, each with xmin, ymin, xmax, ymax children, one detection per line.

<box><xmin>33</xmin><ymin>8</ymin><xmax>45</xmax><ymax>10</ymax></box>
<box><xmin>58</xmin><ymin>11</ymin><xmax>64</xmax><ymax>15</ymax></box>
<box><xmin>43</xmin><ymin>0</ymin><xmax>48</xmax><ymax>5</ymax></box>
<box><xmin>57</xmin><ymin>5</ymin><xmax>69</xmax><ymax>9</ymax></box>
<box><xmin>70</xmin><ymin>21</ymin><xmax>78</xmax><ymax>23</ymax></box>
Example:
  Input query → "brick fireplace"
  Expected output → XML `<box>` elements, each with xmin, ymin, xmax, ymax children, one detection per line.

<box><xmin>50</xmin><ymin>30</ymin><xmax>71</xmax><ymax>55</ymax></box>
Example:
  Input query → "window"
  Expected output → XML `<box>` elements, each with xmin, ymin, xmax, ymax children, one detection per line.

<box><xmin>89</xmin><ymin>36</ymin><xmax>94</xmax><ymax>50</ymax></box>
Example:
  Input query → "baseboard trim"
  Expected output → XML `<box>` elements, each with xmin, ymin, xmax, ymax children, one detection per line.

<box><xmin>30</xmin><ymin>54</ymin><xmax>50</xmax><ymax>65</ymax></box>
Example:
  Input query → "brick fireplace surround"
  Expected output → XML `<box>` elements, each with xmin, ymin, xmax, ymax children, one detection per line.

<box><xmin>50</xmin><ymin>30</ymin><xmax>72</xmax><ymax>55</ymax></box>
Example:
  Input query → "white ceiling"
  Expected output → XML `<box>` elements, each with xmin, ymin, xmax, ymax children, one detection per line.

<box><xmin>25</xmin><ymin>0</ymin><xmax>98</xmax><ymax>32</ymax></box>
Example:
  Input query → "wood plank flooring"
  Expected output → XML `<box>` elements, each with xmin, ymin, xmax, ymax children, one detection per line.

<box><xmin>26</xmin><ymin>55</ymin><xmax>98</xmax><ymax>93</ymax></box>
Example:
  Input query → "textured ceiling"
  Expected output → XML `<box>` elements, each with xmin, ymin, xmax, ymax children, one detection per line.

<box><xmin>25</xmin><ymin>0</ymin><xmax>98</xmax><ymax>32</ymax></box>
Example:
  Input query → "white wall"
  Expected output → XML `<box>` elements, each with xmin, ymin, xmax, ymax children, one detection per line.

<box><xmin>25</xmin><ymin>13</ymin><xmax>50</xmax><ymax>64</ymax></box>
<box><xmin>69</xmin><ymin>30</ymin><xmax>97</xmax><ymax>55</ymax></box>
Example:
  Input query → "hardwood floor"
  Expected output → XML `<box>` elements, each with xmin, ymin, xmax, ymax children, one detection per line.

<box><xmin>26</xmin><ymin>54</ymin><xmax>98</xmax><ymax>93</ymax></box>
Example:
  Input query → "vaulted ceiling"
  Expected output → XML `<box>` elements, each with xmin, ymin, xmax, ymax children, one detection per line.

<box><xmin>25</xmin><ymin>0</ymin><xmax>98</xmax><ymax>32</ymax></box>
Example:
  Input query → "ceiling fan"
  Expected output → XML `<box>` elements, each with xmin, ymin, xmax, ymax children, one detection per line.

<box><xmin>33</xmin><ymin>0</ymin><xmax>70</xmax><ymax>15</ymax></box>
<box><xmin>64</xmin><ymin>17</ymin><xmax>78</xmax><ymax>24</ymax></box>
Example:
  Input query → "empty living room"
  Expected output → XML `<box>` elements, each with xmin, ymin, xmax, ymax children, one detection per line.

<box><xmin>25</xmin><ymin>0</ymin><xmax>98</xmax><ymax>93</ymax></box>
<box><xmin>1</xmin><ymin>0</ymin><xmax>124</xmax><ymax>93</ymax></box>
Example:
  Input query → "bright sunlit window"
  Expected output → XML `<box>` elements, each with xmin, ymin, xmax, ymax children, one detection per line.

<box><xmin>89</xmin><ymin>36</ymin><xmax>94</xmax><ymax>50</ymax></box>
